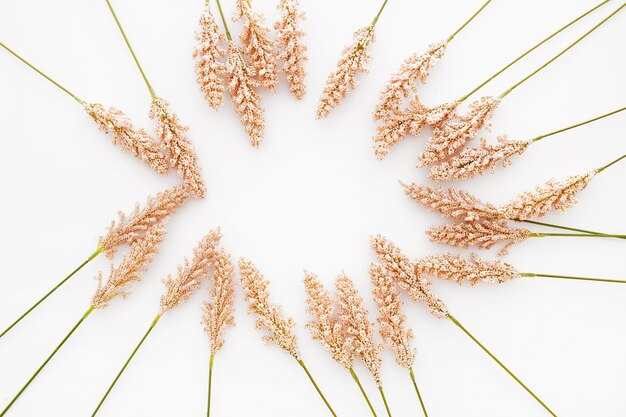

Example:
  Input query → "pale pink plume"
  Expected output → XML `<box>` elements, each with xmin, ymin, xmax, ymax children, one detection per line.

<box><xmin>373</xmin><ymin>98</ymin><xmax>428</xmax><ymax>160</ymax></box>
<box><xmin>193</xmin><ymin>5</ymin><xmax>227</xmax><ymax>110</ymax></box>
<box><xmin>416</xmin><ymin>252</ymin><xmax>520</xmax><ymax>285</ymax></box>
<box><xmin>203</xmin><ymin>248</ymin><xmax>236</xmax><ymax>354</ymax></box>
<box><xmin>275</xmin><ymin>0</ymin><xmax>308</xmax><ymax>99</ymax></box>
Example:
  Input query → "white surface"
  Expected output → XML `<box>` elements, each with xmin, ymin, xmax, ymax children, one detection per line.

<box><xmin>0</xmin><ymin>0</ymin><xmax>625</xmax><ymax>416</ymax></box>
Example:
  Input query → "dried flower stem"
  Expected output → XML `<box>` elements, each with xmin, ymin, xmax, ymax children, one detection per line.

<box><xmin>371</xmin><ymin>0</ymin><xmax>389</xmax><ymax>26</ymax></box>
<box><xmin>409</xmin><ymin>368</ymin><xmax>428</xmax><ymax>417</ymax></box>
<box><xmin>207</xmin><ymin>354</ymin><xmax>215</xmax><ymax>417</ymax></box>
<box><xmin>515</xmin><ymin>219</ymin><xmax>626</xmax><ymax>239</ymax></box>
<box><xmin>446</xmin><ymin>0</ymin><xmax>493</xmax><ymax>43</ymax></box>
<box><xmin>349</xmin><ymin>368</ymin><xmax>378</xmax><ymax>417</ymax></box>
<box><xmin>531</xmin><ymin>232</ymin><xmax>626</xmax><ymax>238</ymax></box>
<box><xmin>447</xmin><ymin>313</ymin><xmax>557</xmax><ymax>417</ymax></box>
<box><xmin>378</xmin><ymin>387</ymin><xmax>393</xmax><ymax>417</ymax></box>
<box><xmin>0</xmin><ymin>248</ymin><xmax>101</xmax><ymax>340</ymax></box>
<box><xmin>499</xmin><ymin>2</ymin><xmax>626</xmax><ymax>99</ymax></box>
<box><xmin>0</xmin><ymin>306</ymin><xmax>95</xmax><ymax>416</ymax></box>
<box><xmin>215</xmin><ymin>0</ymin><xmax>232</xmax><ymax>40</ymax></box>
<box><xmin>297</xmin><ymin>359</ymin><xmax>339</xmax><ymax>417</ymax></box>
<box><xmin>596</xmin><ymin>152</ymin><xmax>626</xmax><ymax>173</ymax></box>
<box><xmin>521</xmin><ymin>273</ymin><xmax>626</xmax><ymax>284</ymax></box>
<box><xmin>531</xmin><ymin>105</ymin><xmax>626</xmax><ymax>142</ymax></box>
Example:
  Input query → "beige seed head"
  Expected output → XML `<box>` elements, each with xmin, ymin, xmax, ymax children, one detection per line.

<box><xmin>275</xmin><ymin>0</ymin><xmax>307</xmax><ymax>99</ymax></box>
<box><xmin>373</xmin><ymin>98</ymin><xmax>428</xmax><ymax>160</ymax></box>
<box><xmin>416</xmin><ymin>252</ymin><xmax>520</xmax><ymax>285</ymax></box>
<box><xmin>316</xmin><ymin>25</ymin><xmax>376</xmax><ymax>119</ymax></box>
<box><xmin>193</xmin><ymin>5</ymin><xmax>227</xmax><ymax>110</ymax></box>
<box><xmin>203</xmin><ymin>248</ymin><xmax>236</xmax><ymax>354</ymax></box>
<box><xmin>239</xmin><ymin>258</ymin><xmax>300</xmax><ymax>359</ymax></box>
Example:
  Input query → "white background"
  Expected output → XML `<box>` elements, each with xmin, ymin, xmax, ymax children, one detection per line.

<box><xmin>0</xmin><ymin>0</ymin><xmax>625</xmax><ymax>416</ymax></box>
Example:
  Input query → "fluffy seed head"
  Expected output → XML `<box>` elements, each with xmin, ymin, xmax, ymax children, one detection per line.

<box><xmin>193</xmin><ymin>5</ymin><xmax>227</xmax><ymax>110</ymax></box>
<box><xmin>203</xmin><ymin>248</ymin><xmax>236</xmax><ymax>354</ymax></box>
<box><xmin>373</xmin><ymin>98</ymin><xmax>428</xmax><ymax>160</ymax></box>
<box><xmin>275</xmin><ymin>0</ymin><xmax>307</xmax><ymax>99</ymax></box>
<box><xmin>416</xmin><ymin>252</ymin><xmax>520</xmax><ymax>285</ymax></box>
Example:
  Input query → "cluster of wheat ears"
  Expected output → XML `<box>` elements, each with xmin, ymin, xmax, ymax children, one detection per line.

<box><xmin>0</xmin><ymin>0</ymin><xmax>625</xmax><ymax>416</ymax></box>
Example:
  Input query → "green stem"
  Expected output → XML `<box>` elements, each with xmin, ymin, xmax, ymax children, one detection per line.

<box><xmin>103</xmin><ymin>0</ymin><xmax>157</xmax><ymax>99</ymax></box>
<box><xmin>91</xmin><ymin>314</ymin><xmax>162</xmax><ymax>416</ymax></box>
<box><xmin>531</xmin><ymin>232</ymin><xmax>626</xmax><ymax>238</ymax></box>
<box><xmin>447</xmin><ymin>313</ymin><xmax>557</xmax><ymax>417</ymax></box>
<box><xmin>349</xmin><ymin>368</ymin><xmax>378</xmax><ymax>417</ymax></box>
<box><xmin>521</xmin><ymin>272</ymin><xmax>626</xmax><ymax>284</ymax></box>
<box><xmin>596</xmin><ymin>152</ymin><xmax>626</xmax><ymax>173</ymax></box>
<box><xmin>378</xmin><ymin>386</ymin><xmax>393</xmax><ymax>417</ymax></box>
<box><xmin>512</xmin><ymin>219</ymin><xmax>626</xmax><ymax>240</ymax></box>
<box><xmin>446</xmin><ymin>0</ymin><xmax>493</xmax><ymax>43</ymax></box>
<box><xmin>409</xmin><ymin>367</ymin><xmax>428</xmax><ymax>417</ymax></box>
<box><xmin>0</xmin><ymin>248</ymin><xmax>101</xmax><ymax>340</ymax></box>
<box><xmin>371</xmin><ymin>0</ymin><xmax>389</xmax><ymax>26</ymax></box>
<box><xmin>0</xmin><ymin>41</ymin><xmax>84</xmax><ymax>104</ymax></box>
<box><xmin>297</xmin><ymin>359</ymin><xmax>338</xmax><ymax>417</ymax></box>
<box><xmin>458</xmin><ymin>0</ymin><xmax>609</xmax><ymax>102</ymax></box>
<box><xmin>207</xmin><ymin>354</ymin><xmax>214</xmax><ymax>417</ymax></box>
<box><xmin>214</xmin><ymin>0</ymin><xmax>232</xmax><ymax>41</ymax></box>
<box><xmin>0</xmin><ymin>306</ymin><xmax>94</xmax><ymax>416</ymax></box>
<box><xmin>531</xmin><ymin>105</ymin><xmax>626</xmax><ymax>142</ymax></box>
<box><xmin>499</xmin><ymin>2</ymin><xmax>626</xmax><ymax>99</ymax></box>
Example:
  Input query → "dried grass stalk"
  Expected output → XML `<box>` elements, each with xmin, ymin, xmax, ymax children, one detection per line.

<box><xmin>203</xmin><ymin>248</ymin><xmax>236</xmax><ymax>354</ymax></box>
<box><xmin>275</xmin><ymin>0</ymin><xmax>307</xmax><ymax>99</ymax></box>
<box><xmin>193</xmin><ymin>5</ymin><xmax>227</xmax><ymax>110</ymax></box>
<box><xmin>416</xmin><ymin>252</ymin><xmax>520</xmax><ymax>285</ymax></box>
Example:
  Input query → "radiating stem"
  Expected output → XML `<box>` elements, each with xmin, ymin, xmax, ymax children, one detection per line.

<box><xmin>0</xmin><ymin>306</ymin><xmax>94</xmax><ymax>417</ymax></box>
<box><xmin>0</xmin><ymin>248</ymin><xmax>101</xmax><ymax>340</ymax></box>
<box><xmin>349</xmin><ymin>368</ymin><xmax>378</xmax><ymax>417</ymax></box>
<box><xmin>409</xmin><ymin>367</ymin><xmax>428</xmax><ymax>417</ymax></box>
<box><xmin>531</xmin><ymin>105</ymin><xmax>626</xmax><ymax>142</ymax></box>
<box><xmin>207</xmin><ymin>354</ymin><xmax>215</xmax><ymax>417</ymax></box>
<box><xmin>499</xmin><ymin>2</ymin><xmax>626</xmax><ymax>99</ymax></box>
<box><xmin>446</xmin><ymin>0</ymin><xmax>493</xmax><ymax>43</ymax></box>
<box><xmin>378</xmin><ymin>386</ymin><xmax>393</xmax><ymax>417</ymax></box>
<box><xmin>214</xmin><ymin>0</ymin><xmax>232</xmax><ymax>41</ymax></box>
<box><xmin>447</xmin><ymin>313</ymin><xmax>557</xmax><ymax>417</ymax></box>
<box><xmin>512</xmin><ymin>219</ymin><xmax>626</xmax><ymax>240</ymax></box>
<box><xmin>458</xmin><ymin>0</ymin><xmax>609</xmax><ymax>102</ymax></box>
<box><xmin>531</xmin><ymin>232</ymin><xmax>626</xmax><ymax>238</ymax></box>
<box><xmin>297</xmin><ymin>359</ymin><xmax>338</xmax><ymax>417</ymax></box>
<box><xmin>371</xmin><ymin>0</ymin><xmax>390</xmax><ymax>26</ymax></box>
<box><xmin>596</xmin><ymin>152</ymin><xmax>626</xmax><ymax>173</ymax></box>
<box><xmin>91</xmin><ymin>313</ymin><xmax>162</xmax><ymax>416</ymax></box>
<box><xmin>521</xmin><ymin>272</ymin><xmax>626</xmax><ymax>284</ymax></box>
<box><xmin>103</xmin><ymin>0</ymin><xmax>157</xmax><ymax>99</ymax></box>
<box><xmin>0</xmin><ymin>41</ymin><xmax>84</xmax><ymax>104</ymax></box>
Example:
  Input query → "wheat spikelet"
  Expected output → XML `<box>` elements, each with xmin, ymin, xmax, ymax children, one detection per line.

<box><xmin>335</xmin><ymin>273</ymin><xmax>382</xmax><ymax>386</ymax></box>
<box><xmin>427</xmin><ymin>220</ymin><xmax>531</xmax><ymax>256</ymax></box>
<box><xmin>99</xmin><ymin>184</ymin><xmax>189</xmax><ymax>258</ymax></box>
<box><xmin>239</xmin><ymin>258</ymin><xmax>300</xmax><ymax>359</ymax></box>
<box><xmin>430</xmin><ymin>136</ymin><xmax>530</xmax><ymax>181</ymax></box>
<box><xmin>233</xmin><ymin>0</ymin><xmax>278</xmax><ymax>90</ymax></box>
<box><xmin>193</xmin><ymin>5</ymin><xmax>227</xmax><ymax>110</ymax></box>
<box><xmin>316</xmin><ymin>25</ymin><xmax>375</xmax><ymax>119</ymax></box>
<box><xmin>303</xmin><ymin>271</ymin><xmax>354</xmax><ymax>369</ymax></box>
<box><xmin>369</xmin><ymin>263</ymin><xmax>415</xmax><ymax>369</ymax></box>
<box><xmin>91</xmin><ymin>223</ymin><xmax>166</xmax><ymax>309</ymax></box>
<box><xmin>275</xmin><ymin>0</ymin><xmax>307</xmax><ymax>99</ymax></box>
<box><xmin>499</xmin><ymin>172</ymin><xmax>596</xmax><ymax>220</ymax></box>
<box><xmin>370</xmin><ymin>235</ymin><xmax>448</xmax><ymax>318</ymax></box>
<box><xmin>373</xmin><ymin>42</ymin><xmax>447</xmax><ymax>121</ymax></box>
<box><xmin>203</xmin><ymin>248</ymin><xmax>236</xmax><ymax>354</ymax></box>
<box><xmin>401</xmin><ymin>182</ymin><xmax>500</xmax><ymax>222</ymax></box>
<box><xmin>226</xmin><ymin>41</ymin><xmax>265</xmax><ymax>147</ymax></box>
<box><xmin>84</xmin><ymin>103</ymin><xmax>168</xmax><ymax>174</ymax></box>
<box><xmin>160</xmin><ymin>229</ymin><xmax>222</xmax><ymax>313</ymax></box>
<box><xmin>150</xmin><ymin>97</ymin><xmax>206</xmax><ymax>199</ymax></box>
<box><xmin>416</xmin><ymin>252</ymin><xmax>520</xmax><ymax>285</ymax></box>
<box><xmin>373</xmin><ymin>98</ymin><xmax>428</xmax><ymax>160</ymax></box>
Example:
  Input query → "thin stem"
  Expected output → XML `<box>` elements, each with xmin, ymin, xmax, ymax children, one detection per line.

<box><xmin>349</xmin><ymin>368</ymin><xmax>378</xmax><ymax>417</ymax></box>
<box><xmin>531</xmin><ymin>105</ymin><xmax>626</xmax><ymax>142</ymax></box>
<box><xmin>499</xmin><ymin>2</ymin><xmax>626</xmax><ymax>99</ymax></box>
<box><xmin>531</xmin><ymin>232</ymin><xmax>626</xmax><ymax>238</ymax></box>
<box><xmin>409</xmin><ymin>367</ymin><xmax>428</xmax><ymax>417</ymax></box>
<box><xmin>521</xmin><ymin>272</ymin><xmax>626</xmax><ymax>284</ymax></box>
<box><xmin>372</xmin><ymin>0</ymin><xmax>390</xmax><ymax>26</ymax></box>
<box><xmin>378</xmin><ymin>386</ymin><xmax>393</xmax><ymax>417</ymax></box>
<box><xmin>447</xmin><ymin>313</ymin><xmax>557</xmax><ymax>417</ymax></box>
<box><xmin>0</xmin><ymin>42</ymin><xmax>84</xmax><ymax>104</ymax></box>
<box><xmin>0</xmin><ymin>306</ymin><xmax>94</xmax><ymax>416</ymax></box>
<box><xmin>0</xmin><ymin>248</ymin><xmax>101</xmax><ymax>340</ymax></box>
<box><xmin>214</xmin><ymin>0</ymin><xmax>232</xmax><ymax>41</ymax></box>
<box><xmin>297</xmin><ymin>359</ymin><xmax>338</xmax><ymax>417</ymax></box>
<box><xmin>458</xmin><ymin>0</ymin><xmax>609</xmax><ymax>102</ymax></box>
<box><xmin>596</xmin><ymin>152</ymin><xmax>626</xmax><ymax>173</ymax></box>
<box><xmin>513</xmin><ymin>219</ymin><xmax>626</xmax><ymax>240</ymax></box>
<box><xmin>207</xmin><ymin>354</ymin><xmax>215</xmax><ymax>417</ymax></box>
<box><xmin>91</xmin><ymin>314</ymin><xmax>162</xmax><ymax>416</ymax></box>
<box><xmin>103</xmin><ymin>0</ymin><xmax>157</xmax><ymax>99</ymax></box>
<box><xmin>446</xmin><ymin>0</ymin><xmax>493</xmax><ymax>43</ymax></box>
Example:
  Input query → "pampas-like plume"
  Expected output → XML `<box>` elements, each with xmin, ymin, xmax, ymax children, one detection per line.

<box><xmin>99</xmin><ymin>184</ymin><xmax>189</xmax><ymax>258</ymax></box>
<box><xmin>304</xmin><ymin>271</ymin><xmax>354</xmax><ymax>369</ymax></box>
<box><xmin>203</xmin><ymin>248</ymin><xmax>236</xmax><ymax>354</ymax></box>
<box><xmin>233</xmin><ymin>0</ymin><xmax>278</xmax><ymax>90</ymax></box>
<box><xmin>370</xmin><ymin>235</ymin><xmax>448</xmax><ymax>318</ymax></box>
<box><xmin>427</xmin><ymin>220</ymin><xmax>531</xmax><ymax>256</ymax></box>
<box><xmin>416</xmin><ymin>252</ymin><xmax>520</xmax><ymax>285</ymax></box>
<box><xmin>335</xmin><ymin>273</ymin><xmax>382</xmax><ymax>387</ymax></box>
<box><xmin>275</xmin><ymin>0</ymin><xmax>308</xmax><ymax>99</ymax></box>
<box><xmin>92</xmin><ymin>223</ymin><xmax>166</xmax><ymax>309</ymax></box>
<box><xmin>150</xmin><ymin>97</ymin><xmax>206</xmax><ymax>198</ymax></box>
<box><xmin>373</xmin><ymin>42</ymin><xmax>447</xmax><ymax>121</ymax></box>
<box><xmin>226</xmin><ymin>41</ymin><xmax>265</xmax><ymax>147</ymax></box>
<box><xmin>160</xmin><ymin>229</ymin><xmax>222</xmax><ymax>313</ymax></box>
<box><xmin>316</xmin><ymin>25</ymin><xmax>375</xmax><ymax>119</ymax></box>
<box><xmin>369</xmin><ymin>263</ymin><xmax>415</xmax><ymax>369</ymax></box>
<box><xmin>85</xmin><ymin>103</ymin><xmax>168</xmax><ymax>174</ymax></box>
<box><xmin>194</xmin><ymin>5</ymin><xmax>227</xmax><ymax>110</ymax></box>
<box><xmin>401</xmin><ymin>182</ymin><xmax>500</xmax><ymax>222</ymax></box>
<box><xmin>239</xmin><ymin>258</ymin><xmax>300</xmax><ymax>359</ymax></box>
<box><xmin>430</xmin><ymin>136</ymin><xmax>530</xmax><ymax>181</ymax></box>
<box><xmin>419</xmin><ymin>96</ymin><xmax>500</xmax><ymax>166</ymax></box>
<box><xmin>499</xmin><ymin>171</ymin><xmax>596</xmax><ymax>220</ymax></box>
